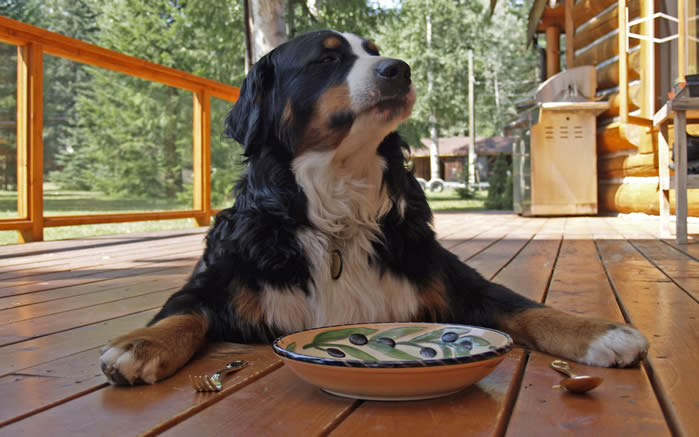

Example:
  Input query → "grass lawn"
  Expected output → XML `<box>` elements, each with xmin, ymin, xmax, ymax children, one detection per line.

<box><xmin>0</xmin><ymin>187</ymin><xmax>489</xmax><ymax>246</ymax></box>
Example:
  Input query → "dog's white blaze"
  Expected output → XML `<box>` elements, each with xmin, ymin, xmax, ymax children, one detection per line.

<box><xmin>582</xmin><ymin>326</ymin><xmax>649</xmax><ymax>367</ymax></box>
<box><xmin>341</xmin><ymin>32</ymin><xmax>386</xmax><ymax>113</ymax></box>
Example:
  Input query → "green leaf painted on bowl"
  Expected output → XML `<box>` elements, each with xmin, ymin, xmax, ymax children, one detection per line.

<box><xmin>328</xmin><ymin>344</ymin><xmax>378</xmax><ymax>361</ymax></box>
<box><xmin>286</xmin><ymin>342</ymin><xmax>296</xmax><ymax>352</ymax></box>
<box><xmin>369</xmin><ymin>326</ymin><xmax>426</xmax><ymax>340</ymax></box>
<box><xmin>411</xmin><ymin>327</ymin><xmax>470</xmax><ymax>343</ymax></box>
<box><xmin>303</xmin><ymin>327</ymin><xmax>378</xmax><ymax>349</ymax></box>
<box><xmin>368</xmin><ymin>341</ymin><xmax>420</xmax><ymax>360</ymax></box>
<box><xmin>461</xmin><ymin>335</ymin><xmax>490</xmax><ymax>347</ymax></box>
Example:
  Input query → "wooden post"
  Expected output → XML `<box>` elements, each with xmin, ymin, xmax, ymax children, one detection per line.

<box><xmin>468</xmin><ymin>49</ymin><xmax>475</xmax><ymax>189</ymax></box>
<box><xmin>658</xmin><ymin>123</ymin><xmax>671</xmax><ymax>237</ymax></box>
<box><xmin>678</xmin><ymin>0</ymin><xmax>687</xmax><ymax>80</ymax></box>
<box><xmin>618</xmin><ymin>0</ymin><xmax>629</xmax><ymax>123</ymax></box>
<box><xmin>565</xmin><ymin>0</ymin><xmax>575</xmax><ymax>68</ymax></box>
<box><xmin>640</xmin><ymin>0</ymin><xmax>655</xmax><ymax>117</ymax></box>
<box><xmin>674</xmin><ymin>111</ymin><xmax>688</xmax><ymax>244</ymax></box>
<box><xmin>16</xmin><ymin>43</ymin><xmax>43</xmax><ymax>242</ymax></box>
<box><xmin>545</xmin><ymin>26</ymin><xmax>561</xmax><ymax>78</ymax></box>
<box><xmin>193</xmin><ymin>90</ymin><xmax>211</xmax><ymax>227</ymax></box>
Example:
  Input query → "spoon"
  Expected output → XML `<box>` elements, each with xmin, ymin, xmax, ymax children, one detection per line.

<box><xmin>550</xmin><ymin>360</ymin><xmax>603</xmax><ymax>394</ymax></box>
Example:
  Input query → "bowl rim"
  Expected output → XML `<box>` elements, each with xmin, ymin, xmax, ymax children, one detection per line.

<box><xmin>271</xmin><ymin>322</ymin><xmax>513</xmax><ymax>369</ymax></box>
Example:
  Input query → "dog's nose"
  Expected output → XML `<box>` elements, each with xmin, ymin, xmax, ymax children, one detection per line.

<box><xmin>375</xmin><ymin>59</ymin><xmax>411</xmax><ymax>83</ymax></box>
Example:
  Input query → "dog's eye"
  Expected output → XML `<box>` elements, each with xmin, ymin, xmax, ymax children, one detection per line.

<box><xmin>317</xmin><ymin>53</ymin><xmax>341</xmax><ymax>64</ymax></box>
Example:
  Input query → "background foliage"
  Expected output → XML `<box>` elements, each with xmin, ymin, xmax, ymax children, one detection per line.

<box><xmin>0</xmin><ymin>0</ymin><xmax>535</xmax><ymax>208</ymax></box>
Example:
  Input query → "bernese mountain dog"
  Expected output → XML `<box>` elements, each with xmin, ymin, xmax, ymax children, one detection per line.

<box><xmin>100</xmin><ymin>30</ymin><xmax>649</xmax><ymax>385</ymax></box>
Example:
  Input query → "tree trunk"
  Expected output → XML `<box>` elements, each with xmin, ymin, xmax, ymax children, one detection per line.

<box><xmin>248</xmin><ymin>0</ymin><xmax>287</xmax><ymax>63</ymax></box>
<box><xmin>426</xmin><ymin>0</ymin><xmax>440</xmax><ymax>181</ymax></box>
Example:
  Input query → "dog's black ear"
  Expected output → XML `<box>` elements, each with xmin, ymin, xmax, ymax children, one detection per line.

<box><xmin>224</xmin><ymin>55</ymin><xmax>275</xmax><ymax>158</ymax></box>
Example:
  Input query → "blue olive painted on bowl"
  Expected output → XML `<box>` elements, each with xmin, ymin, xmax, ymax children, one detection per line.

<box><xmin>349</xmin><ymin>333</ymin><xmax>368</xmax><ymax>345</ymax></box>
<box><xmin>376</xmin><ymin>337</ymin><xmax>396</xmax><ymax>347</ymax></box>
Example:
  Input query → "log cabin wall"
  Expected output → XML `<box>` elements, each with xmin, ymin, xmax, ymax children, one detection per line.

<box><xmin>568</xmin><ymin>0</ymin><xmax>699</xmax><ymax>215</ymax></box>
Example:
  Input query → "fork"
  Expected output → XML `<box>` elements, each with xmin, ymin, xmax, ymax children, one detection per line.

<box><xmin>189</xmin><ymin>360</ymin><xmax>249</xmax><ymax>392</ymax></box>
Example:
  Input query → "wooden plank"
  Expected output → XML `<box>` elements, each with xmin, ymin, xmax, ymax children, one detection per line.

<box><xmin>0</xmin><ymin>274</ymin><xmax>185</xmax><ymax>325</ymax></box>
<box><xmin>0</xmin><ymin>262</ymin><xmax>193</xmax><ymax>311</ymax></box>
<box><xmin>0</xmin><ymin>227</ymin><xmax>206</xmax><ymax>259</ymax></box>
<box><xmin>0</xmin><ymin>289</ymin><xmax>173</xmax><ymax>346</ymax></box>
<box><xmin>597</xmin><ymin>239</ymin><xmax>699</xmax><ymax>437</ymax></box>
<box><xmin>0</xmin><ymin>346</ymin><xmax>282</xmax><ymax>436</ymax></box>
<box><xmin>449</xmin><ymin>218</ymin><xmax>524</xmax><ymax>261</ymax></box>
<box><xmin>0</xmin><ymin>310</ymin><xmax>156</xmax><ymax>376</ymax></box>
<box><xmin>328</xmin><ymin>350</ymin><xmax>526</xmax><ymax>437</ymax></box>
<box><xmin>506</xmin><ymin>239</ymin><xmax>670</xmax><ymax>436</ymax></box>
<box><xmin>467</xmin><ymin>219</ymin><xmax>546</xmax><ymax>280</ymax></box>
<box><xmin>158</xmin><ymin>365</ymin><xmax>358</xmax><ymax>437</ymax></box>
<box><xmin>624</xmin><ymin>239</ymin><xmax>698</xmax><ymax>300</ymax></box>
<box><xmin>0</xmin><ymin>248</ymin><xmax>199</xmax><ymax>298</ymax></box>
<box><xmin>0</xmin><ymin>233</ymin><xmax>202</xmax><ymax>279</ymax></box>
<box><xmin>573</xmin><ymin>0</ymin><xmax>617</xmax><ymax>29</ymax></box>
<box><xmin>0</xmin><ymin>347</ymin><xmax>108</xmax><ymax>426</ymax></box>
<box><xmin>0</xmin><ymin>16</ymin><xmax>239</xmax><ymax>102</ymax></box>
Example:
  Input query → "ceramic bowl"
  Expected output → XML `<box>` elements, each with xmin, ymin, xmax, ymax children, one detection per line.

<box><xmin>272</xmin><ymin>322</ymin><xmax>512</xmax><ymax>401</ymax></box>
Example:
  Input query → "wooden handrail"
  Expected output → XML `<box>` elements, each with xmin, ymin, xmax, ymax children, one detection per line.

<box><xmin>0</xmin><ymin>17</ymin><xmax>240</xmax><ymax>243</ymax></box>
<box><xmin>0</xmin><ymin>16</ymin><xmax>240</xmax><ymax>101</ymax></box>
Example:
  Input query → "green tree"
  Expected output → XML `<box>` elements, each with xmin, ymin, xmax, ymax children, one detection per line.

<box><xmin>485</xmin><ymin>152</ymin><xmax>511</xmax><ymax>209</ymax></box>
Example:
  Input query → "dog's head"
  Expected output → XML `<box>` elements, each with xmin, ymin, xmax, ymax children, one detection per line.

<box><xmin>225</xmin><ymin>30</ymin><xmax>415</xmax><ymax>161</ymax></box>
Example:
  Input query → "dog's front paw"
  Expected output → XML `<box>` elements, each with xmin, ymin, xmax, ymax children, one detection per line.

<box><xmin>581</xmin><ymin>324</ymin><xmax>649</xmax><ymax>367</ymax></box>
<box><xmin>100</xmin><ymin>335</ymin><xmax>168</xmax><ymax>385</ymax></box>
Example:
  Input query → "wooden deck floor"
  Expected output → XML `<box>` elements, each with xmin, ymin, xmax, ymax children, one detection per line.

<box><xmin>0</xmin><ymin>213</ymin><xmax>697</xmax><ymax>436</ymax></box>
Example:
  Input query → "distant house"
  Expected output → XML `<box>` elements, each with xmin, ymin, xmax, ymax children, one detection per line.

<box><xmin>410</xmin><ymin>136</ymin><xmax>514</xmax><ymax>183</ymax></box>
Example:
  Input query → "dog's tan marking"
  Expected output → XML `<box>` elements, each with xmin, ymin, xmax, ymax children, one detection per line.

<box><xmin>323</xmin><ymin>36</ymin><xmax>342</xmax><ymax>49</ymax></box>
<box><xmin>298</xmin><ymin>85</ymin><xmax>353</xmax><ymax>154</ymax></box>
<box><xmin>101</xmin><ymin>313</ymin><xmax>208</xmax><ymax>384</ymax></box>
<box><xmin>365</xmin><ymin>40</ymin><xmax>380</xmax><ymax>54</ymax></box>
<box><xmin>416</xmin><ymin>278</ymin><xmax>450</xmax><ymax>321</ymax></box>
<box><xmin>233</xmin><ymin>287</ymin><xmax>264</xmax><ymax>324</ymax></box>
<box><xmin>498</xmin><ymin>307</ymin><xmax>648</xmax><ymax>366</ymax></box>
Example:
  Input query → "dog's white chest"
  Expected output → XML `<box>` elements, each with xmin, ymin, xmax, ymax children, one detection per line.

<box><xmin>298</xmin><ymin>229</ymin><xmax>420</xmax><ymax>328</ymax></box>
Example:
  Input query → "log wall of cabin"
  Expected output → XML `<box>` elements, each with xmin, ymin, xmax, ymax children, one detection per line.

<box><xmin>569</xmin><ymin>0</ymin><xmax>699</xmax><ymax>216</ymax></box>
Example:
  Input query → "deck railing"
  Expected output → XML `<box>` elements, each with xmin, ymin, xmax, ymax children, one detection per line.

<box><xmin>0</xmin><ymin>16</ymin><xmax>240</xmax><ymax>243</ymax></box>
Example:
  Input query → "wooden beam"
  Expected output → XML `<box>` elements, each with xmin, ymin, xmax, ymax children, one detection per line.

<box><xmin>16</xmin><ymin>43</ymin><xmax>43</xmax><ymax>242</ymax></box>
<box><xmin>0</xmin><ymin>16</ymin><xmax>239</xmax><ymax>103</ymax></box>
<box><xmin>601</xmin><ymin>82</ymin><xmax>641</xmax><ymax>117</ymax></box>
<box><xmin>573</xmin><ymin>0</ymin><xmax>617</xmax><ymax>29</ymax></box>
<box><xmin>545</xmin><ymin>26</ymin><xmax>561</xmax><ymax>78</ymax></box>
<box><xmin>618</xmin><ymin>0</ymin><xmax>629</xmax><ymax>123</ymax></box>
<box><xmin>598</xmin><ymin>150</ymin><xmax>657</xmax><ymax>178</ymax></box>
<box><xmin>574</xmin><ymin>0</ymin><xmax>640</xmax><ymax>51</ymax></box>
<box><xmin>576</xmin><ymin>33</ymin><xmax>639</xmax><ymax>68</ymax></box>
<box><xmin>599</xmin><ymin>181</ymin><xmax>699</xmax><ymax>216</ymax></box>
<box><xmin>678</xmin><ymin>0</ymin><xmax>687</xmax><ymax>81</ymax></box>
<box><xmin>536</xmin><ymin>5</ymin><xmax>565</xmax><ymax>32</ymax></box>
<box><xmin>639</xmin><ymin>0</ymin><xmax>655</xmax><ymax>118</ymax></box>
<box><xmin>0</xmin><ymin>219</ymin><xmax>32</xmax><ymax>231</ymax></box>
<box><xmin>565</xmin><ymin>0</ymin><xmax>574</xmax><ymax>68</ymax></box>
<box><xmin>193</xmin><ymin>91</ymin><xmax>212</xmax><ymax>227</ymax></box>
<box><xmin>596</xmin><ymin>50</ymin><xmax>641</xmax><ymax>90</ymax></box>
<box><xmin>42</xmin><ymin>210</ymin><xmax>207</xmax><ymax>227</ymax></box>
